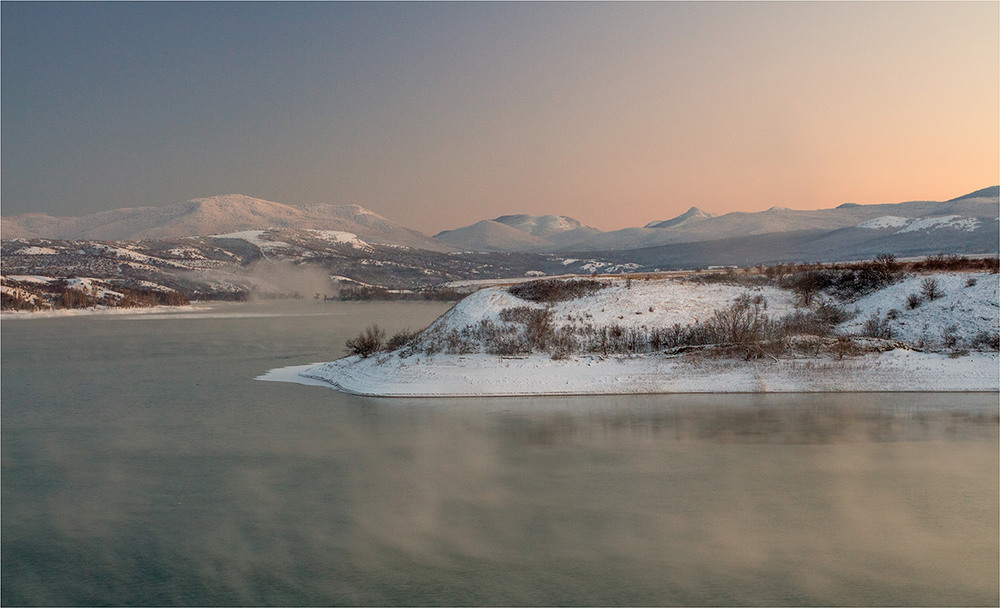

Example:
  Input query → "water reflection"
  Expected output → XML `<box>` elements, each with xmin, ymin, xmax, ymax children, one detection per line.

<box><xmin>456</xmin><ymin>394</ymin><xmax>1000</xmax><ymax>446</ymax></box>
<box><xmin>3</xmin><ymin>304</ymin><xmax>997</xmax><ymax>605</ymax></box>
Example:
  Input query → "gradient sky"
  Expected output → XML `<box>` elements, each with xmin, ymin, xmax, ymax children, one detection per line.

<box><xmin>2</xmin><ymin>2</ymin><xmax>997</xmax><ymax>234</ymax></box>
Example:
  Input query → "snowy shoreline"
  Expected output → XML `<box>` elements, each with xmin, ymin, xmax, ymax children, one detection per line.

<box><xmin>278</xmin><ymin>350</ymin><xmax>999</xmax><ymax>397</ymax></box>
<box><xmin>268</xmin><ymin>270</ymin><xmax>1000</xmax><ymax>398</ymax></box>
<box><xmin>0</xmin><ymin>303</ymin><xmax>197</xmax><ymax>320</ymax></box>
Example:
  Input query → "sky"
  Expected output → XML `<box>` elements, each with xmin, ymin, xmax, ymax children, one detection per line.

<box><xmin>2</xmin><ymin>2</ymin><xmax>997</xmax><ymax>234</ymax></box>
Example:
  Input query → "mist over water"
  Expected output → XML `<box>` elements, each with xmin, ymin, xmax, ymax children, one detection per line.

<box><xmin>2</xmin><ymin>300</ymin><xmax>997</xmax><ymax>605</ymax></box>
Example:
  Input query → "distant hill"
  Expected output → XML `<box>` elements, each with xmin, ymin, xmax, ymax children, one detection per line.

<box><xmin>948</xmin><ymin>186</ymin><xmax>999</xmax><ymax>202</ymax></box>
<box><xmin>1</xmin><ymin>194</ymin><xmax>454</xmax><ymax>252</ymax></box>
<box><xmin>435</xmin><ymin>214</ymin><xmax>601</xmax><ymax>252</ymax></box>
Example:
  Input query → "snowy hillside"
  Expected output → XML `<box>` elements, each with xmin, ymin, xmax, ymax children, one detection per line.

<box><xmin>294</xmin><ymin>269</ymin><xmax>1000</xmax><ymax>396</ymax></box>
<box><xmin>839</xmin><ymin>272</ymin><xmax>999</xmax><ymax>349</ymax></box>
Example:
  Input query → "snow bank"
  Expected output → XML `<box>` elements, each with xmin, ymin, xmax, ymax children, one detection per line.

<box><xmin>0</xmin><ymin>304</ymin><xmax>195</xmax><ymax>320</ymax></box>
<box><xmin>295</xmin><ymin>351</ymin><xmax>998</xmax><ymax>396</ymax></box>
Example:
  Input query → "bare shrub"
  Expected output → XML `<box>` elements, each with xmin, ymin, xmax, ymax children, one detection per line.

<box><xmin>909</xmin><ymin>255</ymin><xmax>998</xmax><ymax>273</ymax></box>
<box><xmin>492</xmin><ymin>335</ymin><xmax>530</xmax><ymax>356</ymax></box>
<box><xmin>832</xmin><ymin>263</ymin><xmax>902</xmax><ymax>299</ymax></box>
<box><xmin>861</xmin><ymin>313</ymin><xmax>892</xmax><ymax>339</ymax></box>
<box><xmin>941</xmin><ymin>324</ymin><xmax>959</xmax><ymax>349</ymax></box>
<box><xmin>906</xmin><ymin>293</ymin><xmax>923</xmax><ymax>309</ymax></box>
<box><xmin>386</xmin><ymin>328</ymin><xmax>421</xmax><ymax>351</ymax></box>
<box><xmin>920</xmin><ymin>278</ymin><xmax>942</xmax><ymax>301</ymax></box>
<box><xmin>971</xmin><ymin>331</ymin><xmax>1000</xmax><ymax>351</ymax></box>
<box><xmin>523</xmin><ymin>307</ymin><xmax>555</xmax><ymax>350</ymax></box>
<box><xmin>703</xmin><ymin>297</ymin><xmax>770</xmax><ymax>345</ymax></box>
<box><xmin>814</xmin><ymin>301</ymin><xmax>853</xmax><ymax>325</ymax></box>
<box><xmin>776</xmin><ymin>310</ymin><xmax>834</xmax><ymax>337</ymax></box>
<box><xmin>345</xmin><ymin>324</ymin><xmax>386</xmax><ymax>357</ymax></box>
<box><xmin>499</xmin><ymin>306</ymin><xmax>542</xmax><ymax>324</ymax></box>
<box><xmin>966</xmin><ymin>277</ymin><xmax>978</xmax><ymax>287</ymax></box>
<box><xmin>783</xmin><ymin>270</ymin><xmax>833</xmax><ymax>306</ymax></box>
<box><xmin>508</xmin><ymin>278</ymin><xmax>607</xmax><ymax>303</ymax></box>
<box><xmin>833</xmin><ymin>336</ymin><xmax>860</xmax><ymax>359</ymax></box>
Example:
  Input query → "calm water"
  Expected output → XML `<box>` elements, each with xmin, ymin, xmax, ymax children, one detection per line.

<box><xmin>2</xmin><ymin>300</ymin><xmax>998</xmax><ymax>606</ymax></box>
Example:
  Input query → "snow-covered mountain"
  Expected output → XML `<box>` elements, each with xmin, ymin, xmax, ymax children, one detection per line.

<box><xmin>1</xmin><ymin>194</ymin><xmax>454</xmax><ymax>252</ymax></box>
<box><xmin>434</xmin><ymin>214</ymin><xmax>601</xmax><ymax>252</ymax></box>
<box><xmin>435</xmin><ymin>188</ymin><xmax>998</xmax><ymax>258</ymax></box>
<box><xmin>493</xmin><ymin>214</ymin><xmax>596</xmax><ymax>239</ymax></box>
<box><xmin>3</xmin><ymin>188</ymin><xmax>996</xmax><ymax>268</ymax></box>
<box><xmin>433</xmin><ymin>220</ymin><xmax>552</xmax><ymax>252</ymax></box>
<box><xmin>564</xmin><ymin>193</ymin><xmax>998</xmax><ymax>253</ymax></box>
<box><xmin>645</xmin><ymin>206</ymin><xmax>716</xmax><ymax>228</ymax></box>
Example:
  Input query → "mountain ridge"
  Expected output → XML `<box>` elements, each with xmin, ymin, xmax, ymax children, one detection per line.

<box><xmin>1</xmin><ymin>194</ymin><xmax>455</xmax><ymax>252</ymax></box>
<box><xmin>3</xmin><ymin>187</ymin><xmax>996</xmax><ymax>261</ymax></box>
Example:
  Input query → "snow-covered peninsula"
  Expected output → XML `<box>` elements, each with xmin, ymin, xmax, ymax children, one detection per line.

<box><xmin>290</xmin><ymin>263</ymin><xmax>999</xmax><ymax>397</ymax></box>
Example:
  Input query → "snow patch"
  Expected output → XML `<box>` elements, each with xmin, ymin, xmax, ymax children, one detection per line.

<box><xmin>14</xmin><ymin>246</ymin><xmax>57</xmax><ymax>255</ymax></box>
<box><xmin>895</xmin><ymin>215</ymin><xmax>980</xmax><ymax>234</ymax></box>
<box><xmin>305</xmin><ymin>229</ymin><xmax>371</xmax><ymax>250</ymax></box>
<box><xmin>857</xmin><ymin>216</ymin><xmax>910</xmax><ymax>229</ymax></box>
<box><xmin>6</xmin><ymin>275</ymin><xmax>55</xmax><ymax>284</ymax></box>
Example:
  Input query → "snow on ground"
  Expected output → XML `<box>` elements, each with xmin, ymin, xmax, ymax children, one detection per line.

<box><xmin>166</xmin><ymin>247</ymin><xmax>209</xmax><ymax>259</ymax></box>
<box><xmin>1</xmin><ymin>303</ymin><xmax>195</xmax><ymax>320</ymax></box>
<box><xmin>92</xmin><ymin>244</ymin><xmax>165</xmax><ymax>264</ymax></box>
<box><xmin>548</xmin><ymin>278</ymin><xmax>795</xmax><ymax>330</ymax></box>
<box><xmin>65</xmin><ymin>277</ymin><xmax>124</xmax><ymax>299</ymax></box>
<box><xmin>5</xmin><ymin>275</ymin><xmax>55</xmax><ymax>284</ymax></box>
<box><xmin>287</xmin><ymin>273</ymin><xmax>1000</xmax><ymax>397</ymax></box>
<box><xmin>839</xmin><ymin>272</ymin><xmax>999</xmax><ymax>348</ymax></box>
<box><xmin>295</xmin><ymin>351</ymin><xmax>998</xmax><ymax>396</ymax></box>
<box><xmin>211</xmin><ymin>230</ymin><xmax>291</xmax><ymax>253</ymax></box>
<box><xmin>857</xmin><ymin>216</ymin><xmax>910</xmax><ymax>230</ymax></box>
<box><xmin>856</xmin><ymin>215</ymin><xmax>983</xmax><ymax>233</ymax></box>
<box><xmin>305</xmin><ymin>229</ymin><xmax>371</xmax><ymax>250</ymax></box>
<box><xmin>420</xmin><ymin>278</ymin><xmax>796</xmax><ymax>345</ymax></box>
<box><xmin>895</xmin><ymin>215</ymin><xmax>980</xmax><ymax>234</ymax></box>
<box><xmin>14</xmin><ymin>246</ymin><xmax>58</xmax><ymax>255</ymax></box>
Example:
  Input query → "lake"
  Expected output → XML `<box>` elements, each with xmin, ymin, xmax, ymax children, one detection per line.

<box><xmin>2</xmin><ymin>300</ymin><xmax>997</xmax><ymax>606</ymax></box>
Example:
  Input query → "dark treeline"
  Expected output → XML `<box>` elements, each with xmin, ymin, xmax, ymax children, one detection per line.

<box><xmin>334</xmin><ymin>285</ymin><xmax>466</xmax><ymax>301</ymax></box>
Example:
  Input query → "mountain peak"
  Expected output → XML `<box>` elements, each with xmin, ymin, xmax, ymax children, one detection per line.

<box><xmin>189</xmin><ymin>193</ymin><xmax>282</xmax><ymax>207</ymax></box>
<box><xmin>948</xmin><ymin>186</ymin><xmax>999</xmax><ymax>202</ymax></box>
<box><xmin>493</xmin><ymin>214</ymin><xmax>589</xmax><ymax>239</ymax></box>
<box><xmin>645</xmin><ymin>206</ymin><xmax>716</xmax><ymax>229</ymax></box>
